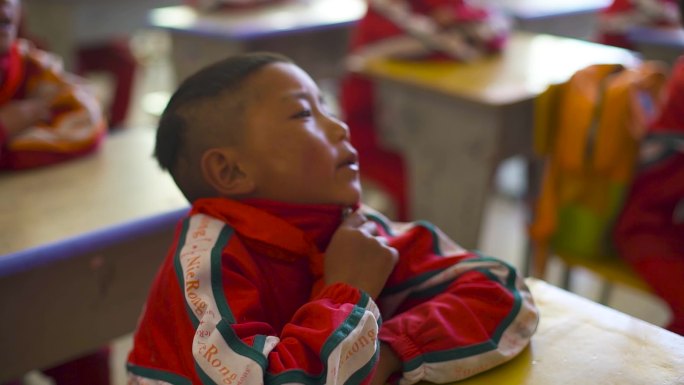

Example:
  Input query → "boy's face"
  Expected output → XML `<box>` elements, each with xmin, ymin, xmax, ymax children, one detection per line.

<box><xmin>0</xmin><ymin>0</ymin><xmax>19</xmax><ymax>54</ymax></box>
<box><xmin>235</xmin><ymin>62</ymin><xmax>361</xmax><ymax>206</ymax></box>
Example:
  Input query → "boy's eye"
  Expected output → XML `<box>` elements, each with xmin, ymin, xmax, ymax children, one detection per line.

<box><xmin>291</xmin><ymin>109</ymin><xmax>312</xmax><ymax>119</ymax></box>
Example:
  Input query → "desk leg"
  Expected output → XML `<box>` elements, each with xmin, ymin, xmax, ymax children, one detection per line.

<box><xmin>375</xmin><ymin>82</ymin><xmax>533</xmax><ymax>249</ymax></box>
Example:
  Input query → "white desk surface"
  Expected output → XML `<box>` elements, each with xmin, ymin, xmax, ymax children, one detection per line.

<box><xmin>0</xmin><ymin>127</ymin><xmax>188</xmax><ymax>256</ymax></box>
<box><xmin>148</xmin><ymin>0</ymin><xmax>366</xmax><ymax>39</ymax></box>
<box><xmin>355</xmin><ymin>32</ymin><xmax>640</xmax><ymax>106</ymax></box>
<box><xmin>444</xmin><ymin>278</ymin><xmax>684</xmax><ymax>385</ymax></box>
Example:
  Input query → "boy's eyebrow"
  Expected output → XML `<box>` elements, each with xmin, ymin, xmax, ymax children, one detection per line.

<box><xmin>280</xmin><ymin>91</ymin><xmax>323</xmax><ymax>103</ymax></box>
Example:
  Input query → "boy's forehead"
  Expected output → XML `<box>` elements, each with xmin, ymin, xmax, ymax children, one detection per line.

<box><xmin>246</xmin><ymin>62</ymin><xmax>319</xmax><ymax>100</ymax></box>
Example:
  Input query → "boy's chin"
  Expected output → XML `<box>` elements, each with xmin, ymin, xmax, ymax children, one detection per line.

<box><xmin>325</xmin><ymin>192</ymin><xmax>362</xmax><ymax>208</ymax></box>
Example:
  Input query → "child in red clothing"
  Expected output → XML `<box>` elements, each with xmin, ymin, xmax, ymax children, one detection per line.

<box><xmin>0</xmin><ymin>1</ymin><xmax>109</xmax><ymax>384</ymax></box>
<box><xmin>340</xmin><ymin>0</ymin><xmax>509</xmax><ymax>220</ymax></box>
<box><xmin>0</xmin><ymin>0</ymin><xmax>106</xmax><ymax>170</ymax></box>
<box><xmin>613</xmin><ymin>56</ymin><xmax>684</xmax><ymax>335</ymax></box>
<box><xmin>596</xmin><ymin>0</ymin><xmax>680</xmax><ymax>49</ymax></box>
<box><xmin>126</xmin><ymin>52</ymin><xmax>538</xmax><ymax>384</ymax></box>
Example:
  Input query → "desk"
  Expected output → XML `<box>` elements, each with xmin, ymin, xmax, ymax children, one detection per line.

<box><xmin>23</xmin><ymin>0</ymin><xmax>184</xmax><ymax>71</ymax></box>
<box><xmin>488</xmin><ymin>0</ymin><xmax>610</xmax><ymax>40</ymax></box>
<box><xmin>629</xmin><ymin>27</ymin><xmax>684</xmax><ymax>68</ymax></box>
<box><xmin>148</xmin><ymin>0</ymin><xmax>366</xmax><ymax>84</ymax></box>
<box><xmin>0</xmin><ymin>128</ymin><xmax>188</xmax><ymax>381</ymax></box>
<box><xmin>354</xmin><ymin>32</ymin><xmax>639</xmax><ymax>248</ymax></box>
<box><xmin>438</xmin><ymin>278</ymin><xmax>684</xmax><ymax>385</ymax></box>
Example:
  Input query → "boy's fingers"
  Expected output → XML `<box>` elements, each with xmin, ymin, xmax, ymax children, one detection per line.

<box><xmin>341</xmin><ymin>211</ymin><xmax>366</xmax><ymax>228</ymax></box>
<box><xmin>359</xmin><ymin>220</ymin><xmax>378</xmax><ymax>236</ymax></box>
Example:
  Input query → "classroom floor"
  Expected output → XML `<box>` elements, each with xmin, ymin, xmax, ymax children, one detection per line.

<box><xmin>23</xmin><ymin>29</ymin><xmax>671</xmax><ymax>385</ymax></box>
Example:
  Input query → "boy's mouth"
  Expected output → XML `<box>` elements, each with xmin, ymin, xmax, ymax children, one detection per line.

<box><xmin>338</xmin><ymin>152</ymin><xmax>359</xmax><ymax>171</ymax></box>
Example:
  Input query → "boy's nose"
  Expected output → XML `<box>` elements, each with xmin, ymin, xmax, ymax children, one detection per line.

<box><xmin>328</xmin><ymin>116</ymin><xmax>350</xmax><ymax>141</ymax></box>
<box><xmin>326</xmin><ymin>116</ymin><xmax>349</xmax><ymax>142</ymax></box>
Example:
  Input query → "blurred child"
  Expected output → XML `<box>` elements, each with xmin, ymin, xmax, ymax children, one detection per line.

<box><xmin>613</xmin><ymin>57</ymin><xmax>684</xmax><ymax>336</ymax></box>
<box><xmin>126</xmin><ymin>52</ymin><xmax>538</xmax><ymax>385</ymax></box>
<box><xmin>0</xmin><ymin>0</ymin><xmax>106</xmax><ymax>170</ymax></box>
<box><xmin>596</xmin><ymin>0</ymin><xmax>681</xmax><ymax>49</ymax></box>
<box><xmin>340</xmin><ymin>0</ymin><xmax>509</xmax><ymax>220</ymax></box>
<box><xmin>0</xmin><ymin>0</ymin><xmax>108</xmax><ymax>384</ymax></box>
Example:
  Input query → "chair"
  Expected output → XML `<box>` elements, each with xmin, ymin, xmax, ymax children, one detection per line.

<box><xmin>525</xmin><ymin>62</ymin><xmax>668</xmax><ymax>305</ymax></box>
<box><xmin>76</xmin><ymin>39</ymin><xmax>137</xmax><ymax>128</ymax></box>
<box><xmin>525</xmin><ymin>247</ymin><xmax>650</xmax><ymax>305</ymax></box>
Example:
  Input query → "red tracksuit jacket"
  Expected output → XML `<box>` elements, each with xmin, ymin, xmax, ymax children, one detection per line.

<box><xmin>127</xmin><ymin>198</ymin><xmax>538</xmax><ymax>384</ymax></box>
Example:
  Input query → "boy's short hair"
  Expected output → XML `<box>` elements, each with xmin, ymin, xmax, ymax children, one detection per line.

<box><xmin>155</xmin><ymin>52</ymin><xmax>292</xmax><ymax>202</ymax></box>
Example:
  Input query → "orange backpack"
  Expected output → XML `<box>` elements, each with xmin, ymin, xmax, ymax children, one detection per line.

<box><xmin>530</xmin><ymin>62</ymin><xmax>668</xmax><ymax>271</ymax></box>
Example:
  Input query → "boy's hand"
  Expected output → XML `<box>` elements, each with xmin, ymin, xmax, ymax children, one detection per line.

<box><xmin>324</xmin><ymin>211</ymin><xmax>398</xmax><ymax>299</ymax></box>
<box><xmin>370</xmin><ymin>343</ymin><xmax>402</xmax><ymax>385</ymax></box>
<box><xmin>0</xmin><ymin>97</ymin><xmax>52</xmax><ymax>139</ymax></box>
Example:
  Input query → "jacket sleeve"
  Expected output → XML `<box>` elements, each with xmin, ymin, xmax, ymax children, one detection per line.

<box><xmin>130</xmin><ymin>213</ymin><xmax>383</xmax><ymax>385</ymax></box>
<box><xmin>1</xmin><ymin>41</ymin><xmax>106</xmax><ymax>170</ymax></box>
<box><xmin>366</xmin><ymin>211</ymin><xmax>539</xmax><ymax>385</ymax></box>
<box><xmin>364</xmin><ymin>0</ymin><xmax>509</xmax><ymax>61</ymax></box>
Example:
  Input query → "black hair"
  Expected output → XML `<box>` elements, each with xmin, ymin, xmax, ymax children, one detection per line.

<box><xmin>154</xmin><ymin>51</ymin><xmax>292</xmax><ymax>176</ymax></box>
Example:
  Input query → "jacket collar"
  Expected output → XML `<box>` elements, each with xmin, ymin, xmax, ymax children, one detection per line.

<box><xmin>191</xmin><ymin>197</ymin><xmax>348</xmax><ymax>259</ymax></box>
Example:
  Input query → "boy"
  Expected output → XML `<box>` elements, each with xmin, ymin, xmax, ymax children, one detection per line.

<box><xmin>127</xmin><ymin>52</ymin><xmax>538</xmax><ymax>385</ymax></box>
<box><xmin>0</xmin><ymin>0</ymin><xmax>106</xmax><ymax>170</ymax></box>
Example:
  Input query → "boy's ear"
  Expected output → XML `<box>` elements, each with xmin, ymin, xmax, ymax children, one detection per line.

<box><xmin>200</xmin><ymin>147</ymin><xmax>255</xmax><ymax>197</ymax></box>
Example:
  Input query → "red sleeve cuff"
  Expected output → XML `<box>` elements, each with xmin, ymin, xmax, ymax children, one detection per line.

<box><xmin>312</xmin><ymin>282</ymin><xmax>363</xmax><ymax>304</ymax></box>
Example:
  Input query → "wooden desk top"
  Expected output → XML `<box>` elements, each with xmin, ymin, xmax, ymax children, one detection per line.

<box><xmin>0</xmin><ymin>127</ymin><xmax>188</xmax><ymax>256</ymax></box>
<box><xmin>443</xmin><ymin>278</ymin><xmax>684</xmax><ymax>385</ymax></box>
<box><xmin>354</xmin><ymin>32</ymin><xmax>640</xmax><ymax>106</ymax></box>
<box><xmin>148</xmin><ymin>0</ymin><xmax>366</xmax><ymax>40</ymax></box>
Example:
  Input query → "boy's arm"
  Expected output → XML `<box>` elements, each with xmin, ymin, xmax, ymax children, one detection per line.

<box><xmin>190</xmin><ymin>277</ymin><xmax>384</xmax><ymax>384</ymax></box>
<box><xmin>366</xmin><ymin>0</ymin><xmax>509</xmax><ymax>60</ymax></box>
<box><xmin>368</xmin><ymin>214</ymin><xmax>539</xmax><ymax>384</ymax></box>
